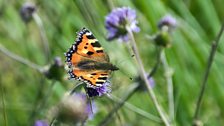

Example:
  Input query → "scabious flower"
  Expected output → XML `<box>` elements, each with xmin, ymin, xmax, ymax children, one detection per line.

<box><xmin>147</xmin><ymin>76</ymin><xmax>155</xmax><ymax>88</ymax></box>
<box><xmin>34</xmin><ymin>120</ymin><xmax>48</xmax><ymax>126</ymax></box>
<box><xmin>86</xmin><ymin>82</ymin><xmax>111</xmax><ymax>97</ymax></box>
<box><xmin>135</xmin><ymin>74</ymin><xmax>155</xmax><ymax>91</ymax></box>
<box><xmin>43</xmin><ymin>57</ymin><xmax>64</xmax><ymax>81</ymax></box>
<box><xmin>154</xmin><ymin>15</ymin><xmax>177</xmax><ymax>47</ymax></box>
<box><xmin>158</xmin><ymin>15</ymin><xmax>177</xmax><ymax>31</ymax></box>
<box><xmin>55</xmin><ymin>93</ymin><xmax>97</xmax><ymax>124</ymax></box>
<box><xmin>20</xmin><ymin>2</ymin><xmax>36</xmax><ymax>23</ymax></box>
<box><xmin>105</xmin><ymin>7</ymin><xmax>140</xmax><ymax>42</ymax></box>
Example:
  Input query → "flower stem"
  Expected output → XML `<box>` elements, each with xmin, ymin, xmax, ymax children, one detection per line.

<box><xmin>0</xmin><ymin>77</ymin><xmax>8</xmax><ymax>126</ymax></box>
<box><xmin>109</xmin><ymin>94</ymin><xmax>162</xmax><ymax>123</ymax></box>
<box><xmin>0</xmin><ymin>44</ymin><xmax>43</xmax><ymax>72</ymax></box>
<box><xmin>161</xmin><ymin>50</ymin><xmax>175</xmax><ymax>124</ymax></box>
<box><xmin>32</xmin><ymin>13</ymin><xmax>50</xmax><ymax>62</ymax></box>
<box><xmin>98</xmin><ymin>46</ymin><xmax>163</xmax><ymax>125</ymax></box>
<box><xmin>126</xmin><ymin>26</ymin><xmax>170</xmax><ymax>126</ymax></box>
<box><xmin>193</xmin><ymin>23</ymin><xmax>224</xmax><ymax>125</ymax></box>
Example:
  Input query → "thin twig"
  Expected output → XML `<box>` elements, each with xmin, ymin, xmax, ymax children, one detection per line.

<box><xmin>126</xmin><ymin>26</ymin><xmax>170</xmax><ymax>126</ymax></box>
<box><xmin>193</xmin><ymin>23</ymin><xmax>224</xmax><ymax>125</ymax></box>
<box><xmin>32</xmin><ymin>13</ymin><xmax>50</xmax><ymax>62</ymax></box>
<box><xmin>161</xmin><ymin>50</ymin><xmax>175</xmax><ymax>124</ymax></box>
<box><xmin>0</xmin><ymin>44</ymin><xmax>43</xmax><ymax>72</ymax></box>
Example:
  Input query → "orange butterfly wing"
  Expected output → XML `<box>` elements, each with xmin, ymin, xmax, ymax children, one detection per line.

<box><xmin>65</xmin><ymin>28</ymin><xmax>111</xmax><ymax>88</ymax></box>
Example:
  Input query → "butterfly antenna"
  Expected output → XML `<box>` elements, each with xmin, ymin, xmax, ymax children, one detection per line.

<box><xmin>118</xmin><ymin>69</ymin><xmax>133</xmax><ymax>81</ymax></box>
<box><xmin>113</xmin><ymin>58</ymin><xmax>134</xmax><ymax>81</ymax></box>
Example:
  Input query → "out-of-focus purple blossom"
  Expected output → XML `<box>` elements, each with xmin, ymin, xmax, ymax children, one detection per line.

<box><xmin>73</xmin><ymin>93</ymin><xmax>98</xmax><ymax>119</ymax></box>
<box><xmin>54</xmin><ymin>57</ymin><xmax>63</xmax><ymax>67</ymax></box>
<box><xmin>43</xmin><ymin>56</ymin><xmax>64</xmax><ymax>81</ymax></box>
<box><xmin>158</xmin><ymin>15</ymin><xmax>177</xmax><ymax>31</ymax></box>
<box><xmin>20</xmin><ymin>2</ymin><xmax>36</xmax><ymax>23</ymax></box>
<box><xmin>56</xmin><ymin>93</ymin><xmax>88</xmax><ymax>124</ymax></box>
<box><xmin>34</xmin><ymin>120</ymin><xmax>48</xmax><ymax>126</ymax></box>
<box><xmin>135</xmin><ymin>74</ymin><xmax>155</xmax><ymax>91</ymax></box>
<box><xmin>86</xmin><ymin>82</ymin><xmax>111</xmax><ymax>97</ymax></box>
<box><xmin>86</xmin><ymin>99</ymin><xmax>97</xmax><ymax>120</ymax></box>
<box><xmin>105</xmin><ymin>7</ymin><xmax>140</xmax><ymax>42</ymax></box>
<box><xmin>154</xmin><ymin>15</ymin><xmax>176</xmax><ymax>47</ymax></box>
<box><xmin>147</xmin><ymin>76</ymin><xmax>155</xmax><ymax>88</ymax></box>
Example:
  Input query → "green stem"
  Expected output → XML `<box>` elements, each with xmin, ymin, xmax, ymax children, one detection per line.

<box><xmin>32</xmin><ymin>13</ymin><xmax>50</xmax><ymax>62</ymax></box>
<box><xmin>0</xmin><ymin>76</ymin><xmax>8</xmax><ymax>126</ymax></box>
<box><xmin>193</xmin><ymin>23</ymin><xmax>224</xmax><ymax>125</ymax></box>
<box><xmin>126</xmin><ymin>26</ymin><xmax>170</xmax><ymax>126</ymax></box>
<box><xmin>161</xmin><ymin>50</ymin><xmax>174</xmax><ymax>124</ymax></box>
<box><xmin>98</xmin><ymin>46</ymin><xmax>162</xmax><ymax>125</ymax></box>
<box><xmin>109</xmin><ymin>93</ymin><xmax>162</xmax><ymax>123</ymax></box>
<box><xmin>0</xmin><ymin>44</ymin><xmax>43</xmax><ymax>72</ymax></box>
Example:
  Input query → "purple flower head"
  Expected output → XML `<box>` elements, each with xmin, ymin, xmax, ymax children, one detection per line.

<box><xmin>135</xmin><ymin>74</ymin><xmax>155</xmax><ymax>91</ymax></box>
<box><xmin>105</xmin><ymin>7</ymin><xmax>140</xmax><ymax>42</ymax></box>
<box><xmin>73</xmin><ymin>93</ymin><xmax>98</xmax><ymax>119</ymax></box>
<box><xmin>86</xmin><ymin>82</ymin><xmax>111</xmax><ymax>97</ymax></box>
<box><xmin>86</xmin><ymin>99</ymin><xmax>97</xmax><ymax>120</ymax></box>
<box><xmin>20</xmin><ymin>2</ymin><xmax>36</xmax><ymax>23</ymax></box>
<box><xmin>158</xmin><ymin>15</ymin><xmax>177</xmax><ymax>31</ymax></box>
<box><xmin>56</xmin><ymin>92</ymin><xmax>98</xmax><ymax>124</ymax></box>
<box><xmin>147</xmin><ymin>76</ymin><xmax>155</xmax><ymax>88</ymax></box>
<box><xmin>34</xmin><ymin>120</ymin><xmax>48</xmax><ymax>126</ymax></box>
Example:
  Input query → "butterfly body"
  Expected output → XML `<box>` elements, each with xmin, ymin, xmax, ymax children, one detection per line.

<box><xmin>65</xmin><ymin>28</ymin><xmax>118</xmax><ymax>88</ymax></box>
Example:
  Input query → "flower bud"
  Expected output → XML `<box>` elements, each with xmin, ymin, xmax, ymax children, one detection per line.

<box><xmin>20</xmin><ymin>2</ymin><xmax>36</xmax><ymax>23</ymax></box>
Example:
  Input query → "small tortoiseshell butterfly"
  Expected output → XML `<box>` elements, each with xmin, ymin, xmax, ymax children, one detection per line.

<box><xmin>65</xmin><ymin>28</ymin><xmax>119</xmax><ymax>88</ymax></box>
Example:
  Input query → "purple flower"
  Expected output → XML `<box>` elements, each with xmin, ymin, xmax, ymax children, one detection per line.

<box><xmin>73</xmin><ymin>93</ymin><xmax>97</xmax><ymax>119</ymax></box>
<box><xmin>135</xmin><ymin>74</ymin><xmax>155</xmax><ymax>91</ymax></box>
<box><xmin>56</xmin><ymin>93</ymin><xmax>98</xmax><ymax>124</ymax></box>
<box><xmin>154</xmin><ymin>15</ymin><xmax>176</xmax><ymax>47</ymax></box>
<box><xmin>147</xmin><ymin>76</ymin><xmax>155</xmax><ymax>88</ymax></box>
<box><xmin>86</xmin><ymin>99</ymin><xmax>97</xmax><ymax>120</ymax></box>
<box><xmin>20</xmin><ymin>2</ymin><xmax>36</xmax><ymax>23</ymax></box>
<box><xmin>86</xmin><ymin>82</ymin><xmax>111</xmax><ymax>97</ymax></box>
<box><xmin>105</xmin><ymin>7</ymin><xmax>140</xmax><ymax>42</ymax></box>
<box><xmin>34</xmin><ymin>120</ymin><xmax>48</xmax><ymax>126</ymax></box>
<box><xmin>158</xmin><ymin>15</ymin><xmax>177</xmax><ymax>31</ymax></box>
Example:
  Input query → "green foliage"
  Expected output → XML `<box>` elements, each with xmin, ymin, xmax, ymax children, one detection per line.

<box><xmin>0</xmin><ymin>0</ymin><xmax>224</xmax><ymax>125</ymax></box>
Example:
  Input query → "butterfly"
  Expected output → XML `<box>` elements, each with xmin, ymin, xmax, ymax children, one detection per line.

<box><xmin>65</xmin><ymin>28</ymin><xmax>119</xmax><ymax>88</ymax></box>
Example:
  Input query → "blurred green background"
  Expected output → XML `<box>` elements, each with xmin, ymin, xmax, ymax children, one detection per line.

<box><xmin>0</xmin><ymin>0</ymin><xmax>224</xmax><ymax>126</ymax></box>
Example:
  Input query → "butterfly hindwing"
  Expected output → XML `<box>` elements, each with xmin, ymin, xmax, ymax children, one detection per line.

<box><xmin>69</xmin><ymin>69</ymin><xmax>109</xmax><ymax>87</ymax></box>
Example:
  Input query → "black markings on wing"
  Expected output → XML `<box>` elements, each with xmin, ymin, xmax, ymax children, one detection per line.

<box><xmin>87</xmin><ymin>51</ymin><xmax>94</xmax><ymax>55</ymax></box>
<box><xmin>98</xmin><ymin>77</ymin><xmax>107</xmax><ymax>80</ymax></box>
<box><xmin>91</xmin><ymin>41</ymin><xmax>101</xmax><ymax>47</ymax></box>
<box><xmin>96</xmin><ymin>50</ymin><xmax>103</xmax><ymax>53</ymax></box>
<box><xmin>96</xmin><ymin>81</ymin><xmax>104</xmax><ymax>84</ymax></box>
<box><xmin>86</xmin><ymin>34</ymin><xmax>95</xmax><ymax>39</ymax></box>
